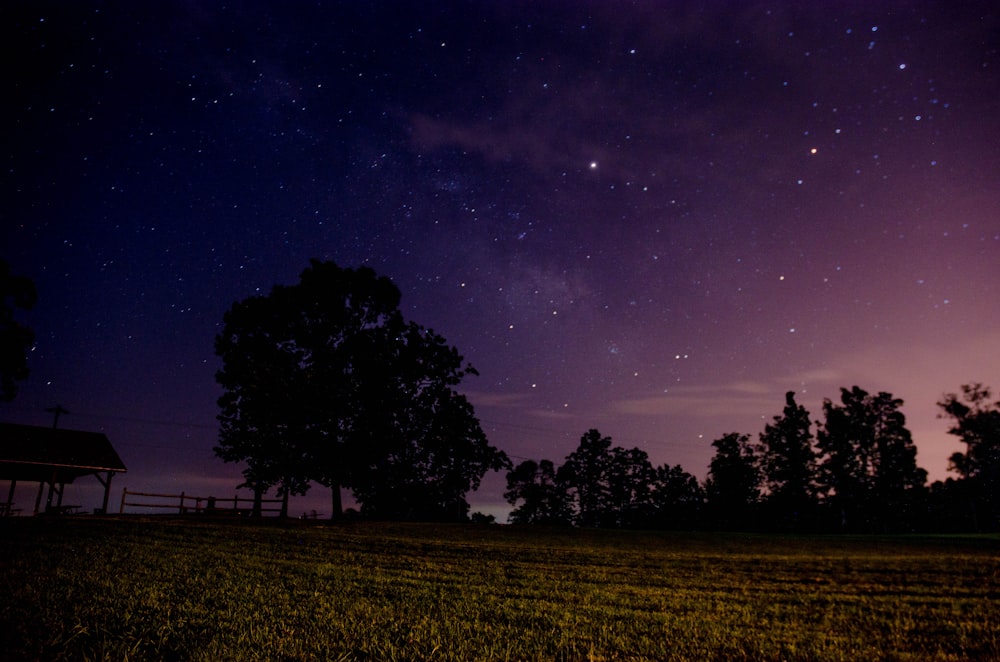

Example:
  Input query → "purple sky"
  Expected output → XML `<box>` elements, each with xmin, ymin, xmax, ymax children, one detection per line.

<box><xmin>4</xmin><ymin>1</ymin><xmax>999</xmax><ymax>519</ymax></box>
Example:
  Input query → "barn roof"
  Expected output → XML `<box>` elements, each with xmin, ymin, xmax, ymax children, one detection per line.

<box><xmin>0</xmin><ymin>422</ymin><xmax>127</xmax><ymax>483</ymax></box>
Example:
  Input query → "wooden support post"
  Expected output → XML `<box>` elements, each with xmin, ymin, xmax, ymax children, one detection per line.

<box><xmin>120</xmin><ymin>487</ymin><xmax>128</xmax><ymax>514</ymax></box>
<box><xmin>34</xmin><ymin>481</ymin><xmax>44</xmax><ymax>515</ymax></box>
<box><xmin>45</xmin><ymin>471</ymin><xmax>58</xmax><ymax>512</ymax></box>
<box><xmin>101</xmin><ymin>472</ymin><xmax>114</xmax><ymax>514</ymax></box>
<box><xmin>5</xmin><ymin>479</ymin><xmax>15</xmax><ymax>513</ymax></box>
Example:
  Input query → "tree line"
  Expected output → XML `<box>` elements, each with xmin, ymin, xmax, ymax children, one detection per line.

<box><xmin>209</xmin><ymin>260</ymin><xmax>1000</xmax><ymax>531</ymax></box>
<box><xmin>506</xmin><ymin>385</ymin><xmax>1000</xmax><ymax>533</ymax></box>
<box><xmin>5</xmin><ymin>258</ymin><xmax>995</xmax><ymax>530</ymax></box>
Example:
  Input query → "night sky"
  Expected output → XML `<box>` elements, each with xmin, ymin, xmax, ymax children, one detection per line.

<box><xmin>4</xmin><ymin>1</ymin><xmax>999</xmax><ymax>518</ymax></box>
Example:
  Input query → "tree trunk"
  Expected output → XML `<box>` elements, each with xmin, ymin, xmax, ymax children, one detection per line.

<box><xmin>330</xmin><ymin>485</ymin><xmax>343</xmax><ymax>520</ymax></box>
<box><xmin>252</xmin><ymin>485</ymin><xmax>263</xmax><ymax>518</ymax></box>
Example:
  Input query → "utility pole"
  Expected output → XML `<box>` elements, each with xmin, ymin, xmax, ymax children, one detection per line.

<box><xmin>45</xmin><ymin>404</ymin><xmax>70</xmax><ymax>429</ymax></box>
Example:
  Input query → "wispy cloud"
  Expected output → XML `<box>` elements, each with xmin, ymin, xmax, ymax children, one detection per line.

<box><xmin>613</xmin><ymin>385</ymin><xmax>774</xmax><ymax>419</ymax></box>
<box><xmin>465</xmin><ymin>389</ymin><xmax>580</xmax><ymax>423</ymax></box>
<box><xmin>462</xmin><ymin>390</ymin><xmax>534</xmax><ymax>410</ymax></box>
<box><xmin>610</xmin><ymin>365</ymin><xmax>853</xmax><ymax>420</ymax></box>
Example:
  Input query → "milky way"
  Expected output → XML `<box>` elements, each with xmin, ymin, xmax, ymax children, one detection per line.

<box><xmin>4</xmin><ymin>2</ymin><xmax>999</xmax><ymax>518</ymax></box>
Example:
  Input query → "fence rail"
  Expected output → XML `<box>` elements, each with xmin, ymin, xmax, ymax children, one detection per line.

<box><xmin>119</xmin><ymin>487</ymin><xmax>283</xmax><ymax>516</ymax></box>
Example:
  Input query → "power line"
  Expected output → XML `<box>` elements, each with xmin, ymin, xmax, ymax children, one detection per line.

<box><xmin>78</xmin><ymin>412</ymin><xmax>217</xmax><ymax>430</ymax></box>
<box><xmin>1</xmin><ymin>404</ymin><xmax>217</xmax><ymax>431</ymax></box>
<box><xmin>478</xmin><ymin>417</ymin><xmax>575</xmax><ymax>437</ymax></box>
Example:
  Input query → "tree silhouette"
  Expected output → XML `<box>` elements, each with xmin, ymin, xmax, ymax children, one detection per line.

<box><xmin>214</xmin><ymin>293</ymin><xmax>309</xmax><ymax>515</ymax></box>
<box><xmin>343</xmin><ymin>319</ymin><xmax>509</xmax><ymax>521</ymax></box>
<box><xmin>500</xmin><ymin>385</ymin><xmax>980</xmax><ymax>532</ymax></box>
<box><xmin>757</xmin><ymin>391</ymin><xmax>818</xmax><ymax>531</ymax></box>
<box><xmin>0</xmin><ymin>259</ymin><xmax>37</xmax><ymax>401</ymax></box>
<box><xmin>504</xmin><ymin>459</ymin><xmax>573</xmax><ymax>525</ymax></box>
<box><xmin>605</xmin><ymin>446</ymin><xmax>658</xmax><ymax>527</ymax></box>
<box><xmin>651</xmin><ymin>464</ymin><xmax>704</xmax><ymax>530</ymax></box>
<box><xmin>215</xmin><ymin>261</ymin><xmax>398</xmax><ymax>515</ymax></box>
<box><xmin>705</xmin><ymin>432</ymin><xmax>760</xmax><ymax>530</ymax></box>
<box><xmin>938</xmin><ymin>384</ymin><xmax>1000</xmax><ymax>530</ymax></box>
<box><xmin>816</xmin><ymin>386</ymin><xmax>927</xmax><ymax>532</ymax></box>
<box><xmin>557</xmin><ymin>430</ymin><xmax>660</xmax><ymax>528</ymax></box>
<box><xmin>561</xmin><ymin>429</ymin><xmax>615</xmax><ymax>527</ymax></box>
<box><xmin>215</xmin><ymin>259</ymin><xmax>506</xmax><ymax>519</ymax></box>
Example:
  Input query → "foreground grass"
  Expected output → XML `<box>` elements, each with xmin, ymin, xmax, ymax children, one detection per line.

<box><xmin>1</xmin><ymin>518</ymin><xmax>998</xmax><ymax>661</ymax></box>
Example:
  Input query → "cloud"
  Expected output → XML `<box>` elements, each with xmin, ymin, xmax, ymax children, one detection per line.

<box><xmin>616</xmin><ymin>326</ymin><xmax>1000</xmax><ymax>424</ymax></box>
<box><xmin>410</xmin><ymin>112</ymin><xmax>568</xmax><ymax>173</ymax></box>
<box><xmin>782</xmin><ymin>367</ymin><xmax>845</xmax><ymax>386</ymax></box>
<box><xmin>527</xmin><ymin>407</ymin><xmax>578</xmax><ymax>422</ymax></box>
<box><xmin>462</xmin><ymin>390</ymin><xmax>534</xmax><ymax>410</ymax></box>
<box><xmin>612</xmin><ymin>381</ymin><xmax>777</xmax><ymax>418</ymax></box>
<box><xmin>465</xmin><ymin>389</ymin><xmax>581</xmax><ymax>423</ymax></box>
<box><xmin>408</xmin><ymin>88</ymin><xmax>724</xmax><ymax>185</ymax></box>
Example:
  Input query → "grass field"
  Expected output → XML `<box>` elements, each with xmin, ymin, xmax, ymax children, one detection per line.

<box><xmin>1</xmin><ymin>518</ymin><xmax>998</xmax><ymax>661</ymax></box>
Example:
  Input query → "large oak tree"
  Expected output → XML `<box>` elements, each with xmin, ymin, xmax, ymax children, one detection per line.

<box><xmin>214</xmin><ymin>259</ymin><xmax>507</xmax><ymax>519</ymax></box>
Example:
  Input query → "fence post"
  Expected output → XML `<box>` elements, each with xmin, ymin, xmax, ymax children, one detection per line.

<box><xmin>233</xmin><ymin>493</ymin><xmax>238</xmax><ymax>515</ymax></box>
<box><xmin>179</xmin><ymin>491</ymin><xmax>186</xmax><ymax>514</ymax></box>
<box><xmin>120</xmin><ymin>487</ymin><xmax>127</xmax><ymax>514</ymax></box>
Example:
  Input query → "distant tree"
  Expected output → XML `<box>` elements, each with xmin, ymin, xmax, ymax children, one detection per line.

<box><xmin>559</xmin><ymin>430</ymin><xmax>656</xmax><ymax>527</ymax></box>
<box><xmin>508</xmin><ymin>439</ymin><xmax>658</xmax><ymax>528</ymax></box>
<box><xmin>816</xmin><ymin>386</ymin><xmax>927</xmax><ymax>532</ymax></box>
<box><xmin>604</xmin><ymin>446</ymin><xmax>658</xmax><ymax>528</ymax></box>
<box><xmin>215</xmin><ymin>259</ymin><xmax>507</xmax><ymax>520</ymax></box>
<box><xmin>561</xmin><ymin>429</ymin><xmax>615</xmax><ymax>527</ymax></box>
<box><xmin>0</xmin><ymin>260</ymin><xmax>37</xmax><ymax>401</ymax></box>
<box><xmin>651</xmin><ymin>464</ymin><xmax>704</xmax><ymax>530</ymax></box>
<box><xmin>938</xmin><ymin>384</ymin><xmax>1000</xmax><ymax>530</ymax></box>
<box><xmin>926</xmin><ymin>477</ymin><xmax>979</xmax><ymax>533</ymax></box>
<box><xmin>469</xmin><ymin>512</ymin><xmax>497</xmax><ymax>525</ymax></box>
<box><xmin>704</xmin><ymin>432</ymin><xmax>760</xmax><ymax>530</ymax></box>
<box><xmin>757</xmin><ymin>391</ymin><xmax>818</xmax><ymax>531</ymax></box>
<box><xmin>504</xmin><ymin>459</ymin><xmax>573</xmax><ymax>525</ymax></box>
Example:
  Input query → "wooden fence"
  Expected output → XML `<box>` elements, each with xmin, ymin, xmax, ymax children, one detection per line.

<box><xmin>119</xmin><ymin>487</ymin><xmax>283</xmax><ymax>516</ymax></box>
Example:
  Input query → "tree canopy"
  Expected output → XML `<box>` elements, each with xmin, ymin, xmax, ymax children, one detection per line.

<box><xmin>504</xmin><ymin>459</ymin><xmax>573</xmax><ymax>525</ymax></box>
<box><xmin>816</xmin><ymin>386</ymin><xmax>927</xmax><ymax>532</ymax></box>
<box><xmin>705</xmin><ymin>432</ymin><xmax>761</xmax><ymax>530</ymax></box>
<box><xmin>505</xmin><ymin>429</ymin><xmax>703</xmax><ymax>530</ymax></box>
<box><xmin>757</xmin><ymin>391</ymin><xmax>817</xmax><ymax>530</ymax></box>
<box><xmin>214</xmin><ymin>259</ymin><xmax>508</xmax><ymax>520</ymax></box>
<box><xmin>939</xmin><ymin>384</ymin><xmax>1000</xmax><ymax>530</ymax></box>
